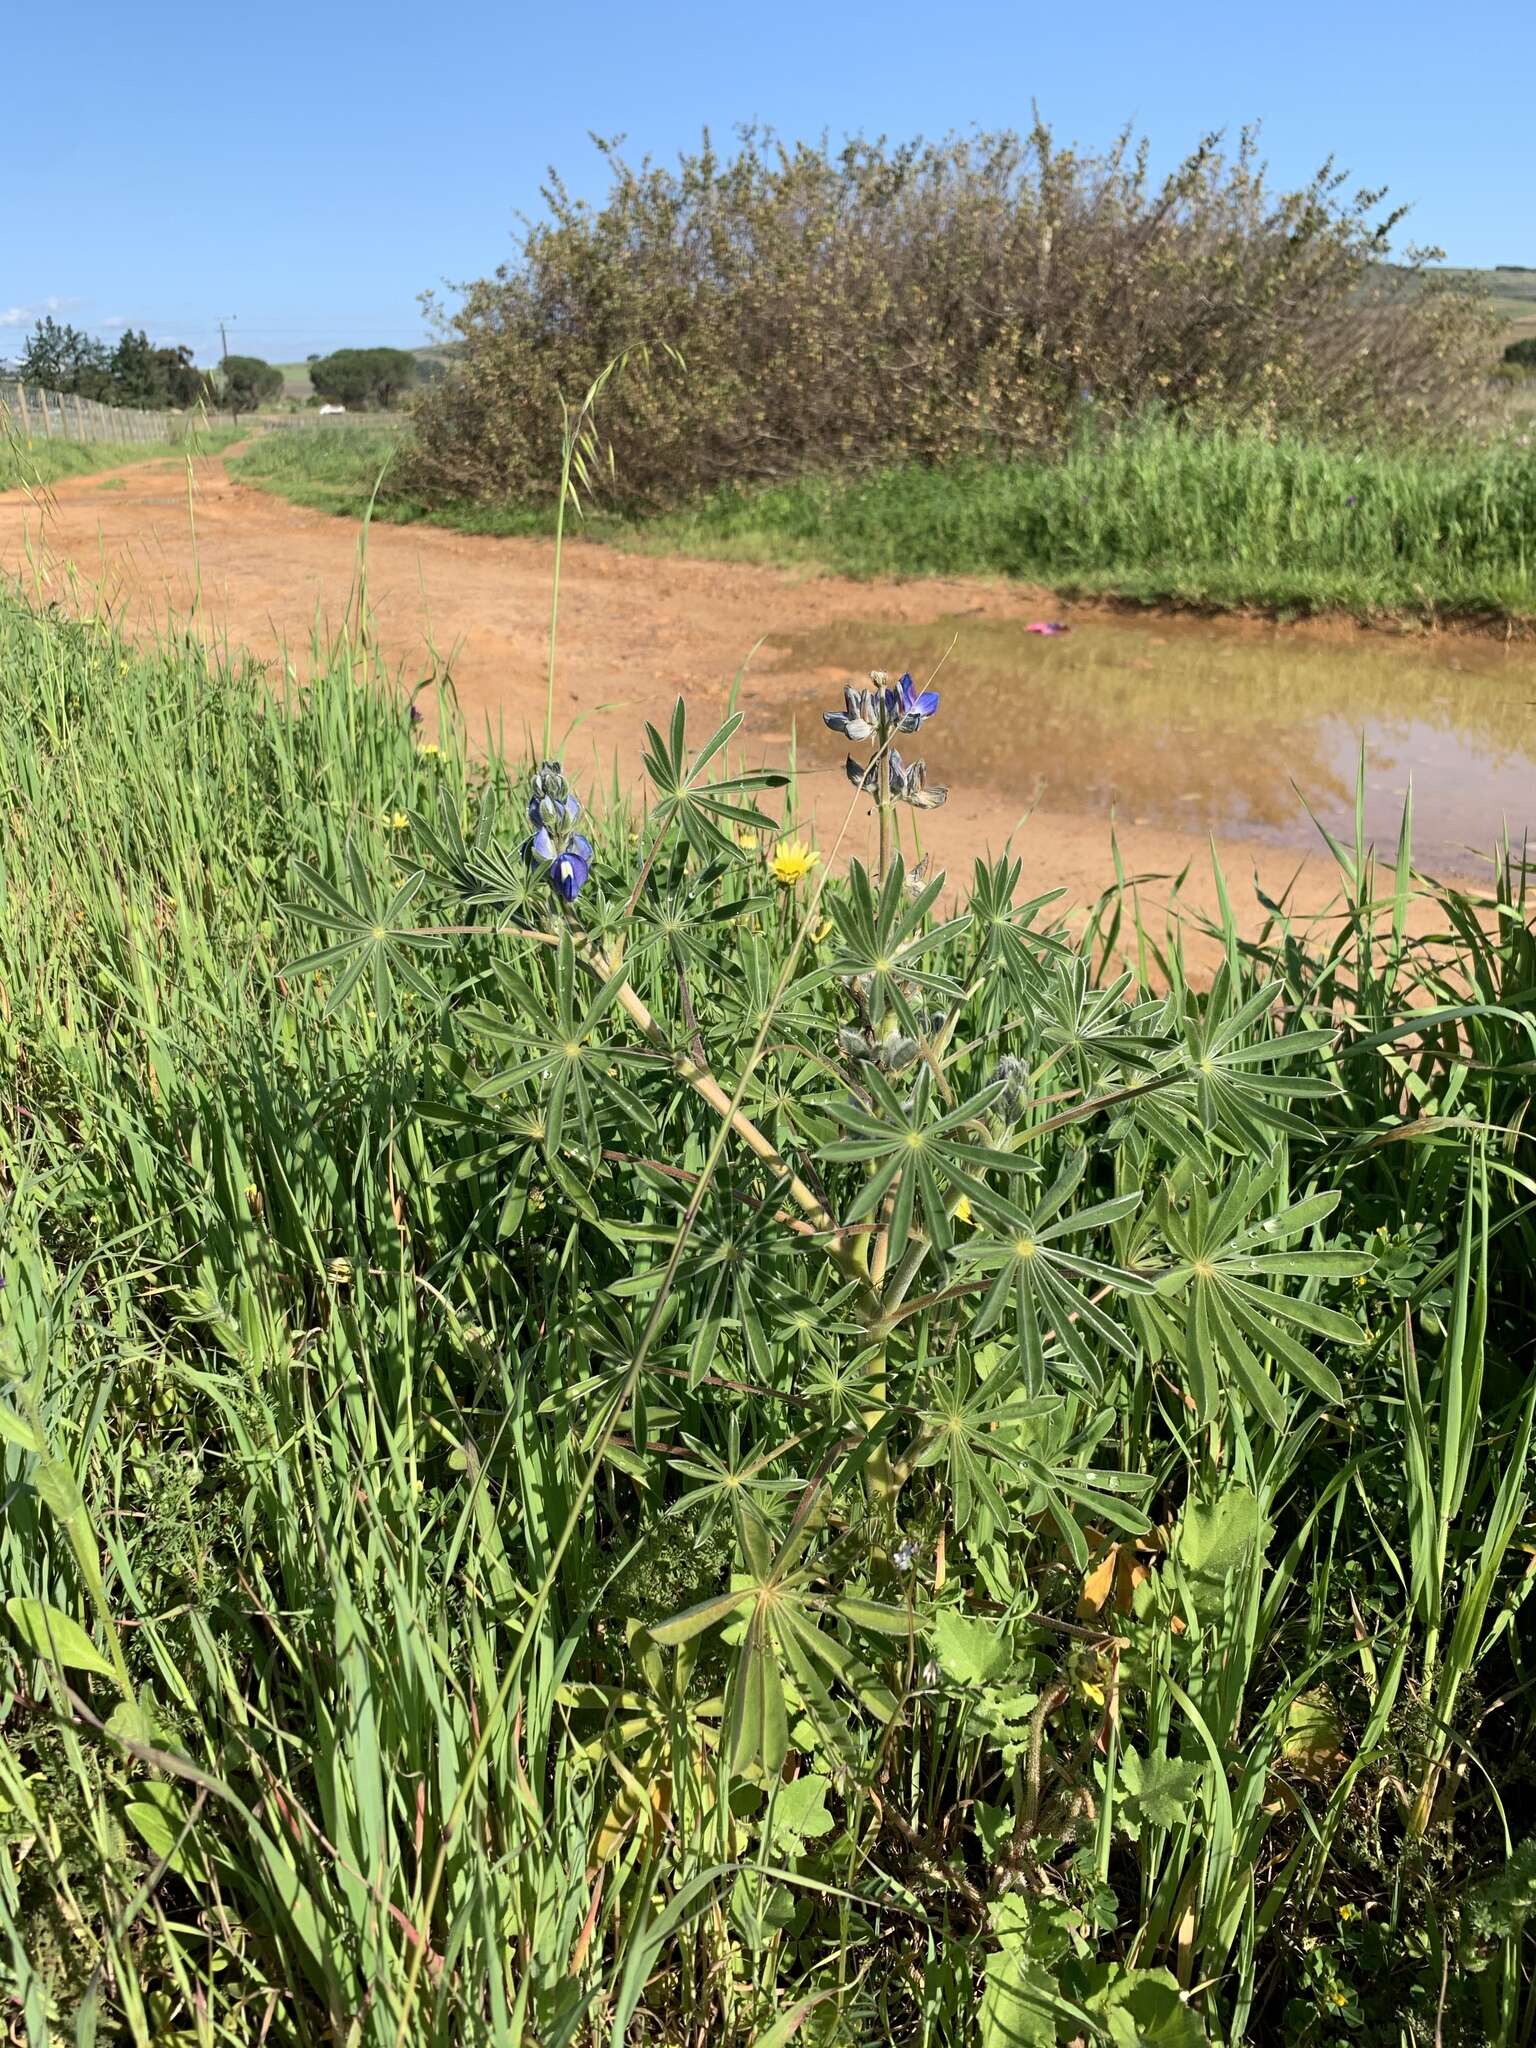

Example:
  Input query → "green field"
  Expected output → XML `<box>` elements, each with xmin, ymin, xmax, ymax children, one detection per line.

<box><xmin>231</xmin><ymin>415</ymin><xmax>1536</xmax><ymax>627</ymax></box>
<box><xmin>4</xmin><ymin>581</ymin><xmax>1536</xmax><ymax>2042</ymax></box>
<box><xmin>1442</xmin><ymin>264</ymin><xmax>1536</xmax><ymax>346</ymax></box>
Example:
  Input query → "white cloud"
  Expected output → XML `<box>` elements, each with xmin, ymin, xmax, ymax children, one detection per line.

<box><xmin>0</xmin><ymin>295</ymin><xmax>83</xmax><ymax>329</ymax></box>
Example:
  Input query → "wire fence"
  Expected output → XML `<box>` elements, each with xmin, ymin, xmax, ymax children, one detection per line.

<box><xmin>1</xmin><ymin>380</ymin><xmax>404</xmax><ymax>445</ymax></box>
<box><xmin>0</xmin><ymin>379</ymin><xmax>216</xmax><ymax>446</ymax></box>
<box><xmin>254</xmin><ymin>413</ymin><xmax>403</xmax><ymax>431</ymax></box>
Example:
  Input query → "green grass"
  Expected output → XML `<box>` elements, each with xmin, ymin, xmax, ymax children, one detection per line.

<box><xmin>0</xmin><ymin>424</ymin><xmax>240</xmax><ymax>493</ymax></box>
<box><xmin>231</xmin><ymin>424</ymin><xmax>548</xmax><ymax>533</ymax></box>
<box><xmin>4</xmin><ymin>577</ymin><xmax>1536</xmax><ymax>2043</ymax></box>
<box><xmin>231</xmin><ymin>417</ymin><xmax>1536</xmax><ymax>626</ymax></box>
<box><xmin>644</xmin><ymin>422</ymin><xmax>1536</xmax><ymax>623</ymax></box>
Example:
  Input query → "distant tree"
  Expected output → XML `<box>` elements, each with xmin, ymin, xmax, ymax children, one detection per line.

<box><xmin>219</xmin><ymin>354</ymin><xmax>283</xmax><ymax>419</ymax></box>
<box><xmin>19</xmin><ymin>316</ymin><xmax>111</xmax><ymax>397</ymax></box>
<box><xmin>309</xmin><ymin>346</ymin><xmax>419</xmax><ymax>410</ymax></box>
<box><xmin>153</xmin><ymin>343</ymin><xmax>210</xmax><ymax>410</ymax></box>
<box><xmin>1503</xmin><ymin>336</ymin><xmax>1536</xmax><ymax>370</ymax></box>
<box><xmin>18</xmin><ymin>318</ymin><xmax>209</xmax><ymax>409</ymax></box>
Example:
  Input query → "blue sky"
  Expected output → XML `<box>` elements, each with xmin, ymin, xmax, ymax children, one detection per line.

<box><xmin>6</xmin><ymin>0</ymin><xmax>1531</xmax><ymax>364</ymax></box>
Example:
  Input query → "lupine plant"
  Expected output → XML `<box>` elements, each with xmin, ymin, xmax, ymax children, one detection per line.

<box><xmin>4</xmin><ymin>598</ymin><xmax>1536</xmax><ymax>2043</ymax></box>
<box><xmin>270</xmin><ymin>642</ymin><xmax>1536</xmax><ymax>2041</ymax></box>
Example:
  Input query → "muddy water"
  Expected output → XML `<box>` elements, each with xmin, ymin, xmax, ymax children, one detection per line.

<box><xmin>760</xmin><ymin>615</ymin><xmax>1536</xmax><ymax>870</ymax></box>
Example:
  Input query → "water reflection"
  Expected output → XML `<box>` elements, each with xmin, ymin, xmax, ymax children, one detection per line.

<box><xmin>756</xmin><ymin>616</ymin><xmax>1536</xmax><ymax>866</ymax></box>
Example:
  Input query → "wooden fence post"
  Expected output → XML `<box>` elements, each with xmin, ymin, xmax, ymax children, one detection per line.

<box><xmin>14</xmin><ymin>383</ymin><xmax>30</xmax><ymax>439</ymax></box>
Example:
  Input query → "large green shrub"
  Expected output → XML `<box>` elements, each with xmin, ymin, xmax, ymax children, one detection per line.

<box><xmin>406</xmin><ymin>123</ymin><xmax>1496</xmax><ymax>508</ymax></box>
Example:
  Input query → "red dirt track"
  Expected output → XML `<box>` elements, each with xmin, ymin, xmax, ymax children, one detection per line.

<box><xmin>0</xmin><ymin>445</ymin><xmax>1487</xmax><ymax>955</ymax></box>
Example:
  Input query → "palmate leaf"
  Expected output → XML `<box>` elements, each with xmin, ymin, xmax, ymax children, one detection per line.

<box><xmin>1175</xmin><ymin>973</ymin><xmax>1340</xmax><ymax>1145</ymax></box>
<box><xmin>460</xmin><ymin>934</ymin><xmax>659</xmax><ymax>1162</ymax></box>
<box><xmin>285</xmin><ymin>840</ymin><xmax>451</xmax><ymax>1019</ymax></box>
<box><xmin>805</xmin><ymin>855</ymin><xmax>967</xmax><ymax>1033</ymax></box>
<box><xmin>654</xmin><ymin>1500</ymin><xmax>902</xmax><ymax>1775</ymax></box>
<box><xmin>909</xmin><ymin>1353</ymin><xmax>1150</xmax><ymax>1563</ymax></box>
<box><xmin>962</xmin><ymin>1151</ymin><xmax>1153</xmax><ymax>1391</ymax></box>
<box><xmin>640</xmin><ymin>700</ymin><xmax>788</xmax><ymax>857</ymax></box>
<box><xmin>819</xmin><ymin>1065</ymin><xmax>1032</xmax><ymax>1257</ymax></box>
<box><xmin>605</xmin><ymin>1176</ymin><xmax>820</xmax><ymax>1384</ymax></box>
<box><xmin>409</xmin><ymin>781</ymin><xmax>533</xmax><ymax>915</ymax></box>
<box><xmin>909</xmin><ymin>1350</ymin><xmax>1062</xmax><ymax>1545</ymax></box>
<box><xmin>1153</xmin><ymin>1163</ymin><xmax>1369</xmax><ymax>1428</ymax></box>
<box><xmin>1034</xmin><ymin>956</ymin><xmax>1174</xmax><ymax>1080</ymax></box>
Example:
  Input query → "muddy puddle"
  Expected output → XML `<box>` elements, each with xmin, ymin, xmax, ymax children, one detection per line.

<box><xmin>758</xmin><ymin>615</ymin><xmax>1536</xmax><ymax>870</ymax></box>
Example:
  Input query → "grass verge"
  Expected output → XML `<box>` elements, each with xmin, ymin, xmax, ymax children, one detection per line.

<box><xmin>232</xmin><ymin>417</ymin><xmax>1536</xmax><ymax>626</ymax></box>
<box><xmin>3</xmin><ymin>583</ymin><xmax>1536</xmax><ymax>2041</ymax></box>
<box><xmin>0</xmin><ymin>425</ymin><xmax>241</xmax><ymax>493</ymax></box>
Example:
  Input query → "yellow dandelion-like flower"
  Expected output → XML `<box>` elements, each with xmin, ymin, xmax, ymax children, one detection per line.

<box><xmin>953</xmin><ymin>1195</ymin><xmax>974</xmax><ymax>1226</ymax></box>
<box><xmin>769</xmin><ymin>839</ymin><xmax>820</xmax><ymax>887</ymax></box>
<box><xmin>420</xmin><ymin>742</ymin><xmax>440</xmax><ymax>758</ymax></box>
<box><xmin>387</xmin><ymin>810</ymin><xmax>410</xmax><ymax>831</ymax></box>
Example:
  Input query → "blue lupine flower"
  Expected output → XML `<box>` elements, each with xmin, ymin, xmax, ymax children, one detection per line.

<box><xmin>549</xmin><ymin>836</ymin><xmax>593</xmax><ymax>901</ymax></box>
<box><xmin>824</xmin><ymin>684</ymin><xmax>877</xmax><ymax>741</ymax></box>
<box><xmin>887</xmin><ymin>672</ymin><xmax>939</xmax><ymax>729</ymax></box>
<box><xmin>525</xmin><ymin>763</ymin><xmax>593</xmax><ymax>899</ymax></box>
<box><xmin>528</xmin><ymin>789</ymin><xmax>581</xmax><ymax>830</ymax></box>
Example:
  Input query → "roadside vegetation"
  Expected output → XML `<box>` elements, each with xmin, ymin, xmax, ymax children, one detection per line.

<box><xmin>220</xmin><ymin>122</ymin><xmax>1536</xmax><ymax>626</ymax></box>
<box><xmin>4</xmin><ymin>568</ymin><xmax>1536</xmax><ymax>2043</ymax></box>
<box><xmin>231</xmin><ymin>413</ymin><xmax>1536</xmax><ymax>625</ymax></box>
<box><xmin>406</xmin><ymin>125</ymin><xmax>1497</xmax><ymax>508</ymax></box>
<box><xmin>0</xmin><ymin>422</ymin><xmax>239</xmax><ymax>492</ymax></box>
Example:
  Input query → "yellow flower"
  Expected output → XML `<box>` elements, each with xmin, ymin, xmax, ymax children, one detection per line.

<box><xmin>420</xmin><ymin>742</ymin><xmax>440</xmax><ymax>758</ymax></box>
<box><xmin>811</xmin><ymin>916</ymin><xmax>834</xmax><ymax>944</ymax></box>
<box><xmin>769</xmin><ymin>839</ymin><xmax>820</xmax><ymax>887</ymax></box>
<box><xmin>387</xmin><ymin>810</ymin><xmax>410</xmax><ymax>831</ymax></box>
<box><xmin>953</xmin><ymin>1195</ymin><xmax>974</xmax><ymax>1225</ymax></box>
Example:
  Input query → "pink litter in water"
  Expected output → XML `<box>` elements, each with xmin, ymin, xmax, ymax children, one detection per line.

<box><xmin>1024</xmin><ymin>620</ymin><xmax>1069</xmax><ymax>635</ymax></box>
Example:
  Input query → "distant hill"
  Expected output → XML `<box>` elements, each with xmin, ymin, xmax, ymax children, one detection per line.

<box><xmin>1435</xmin><ymin>266</ymin><xmax>1536</xmax><ymax>348</ymax></box>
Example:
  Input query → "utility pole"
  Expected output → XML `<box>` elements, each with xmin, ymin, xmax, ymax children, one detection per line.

<box><xmin>217</xmin><ymin>315</ymin><xmax>235</xmax><ymax>367</ymax></box>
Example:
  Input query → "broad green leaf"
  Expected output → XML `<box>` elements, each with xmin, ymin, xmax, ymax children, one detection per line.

<box><xmin>1081</xmin><ymin>1965</ymin><xmax>1207</xmax><ymax>2047</ymax></box>
<box><xmin>979</xmin><ymin>1954</ymin><xmax>1058</xmax><ymax>2048</ymax></box>
<box><xmin>931</xmin><ymin>1609</ymin><xmax>1010</xmax><ymax>1687</ymax></box>
<box><xmin>764</xmin><ymin>1772</ymin><xmax>834</xmax><ymax>1853</ymax></box>
<box><xmin>1173</xmin><ymin>1485</ymin><xmax>1267</xmax><ymax>1584</ymax></box>
<box><xmin>1119</xmin><ymin>1747</ymin><xmax>1202</xmax><ymax>1838</ymax></box>
<box><xmin>6</xmin><ymin>1597</ymin><xmax>115</xmax><ymax>1678</ymax></box>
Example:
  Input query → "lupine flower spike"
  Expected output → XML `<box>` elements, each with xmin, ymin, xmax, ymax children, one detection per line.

<box><xmin>524</xmin><ymin>761</ymin><xmax>594</xmax><ymax>901</ymax></box>
<box><xmin>830</xmin><ymin>670</ymin><xmax>947</xmax><ymax>810</ymax></box>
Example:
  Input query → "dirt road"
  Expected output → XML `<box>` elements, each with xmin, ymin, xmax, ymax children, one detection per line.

<box><xmin>0</xmin><ymin>445</ymin><xmax>1483</xmax><ymax>941</ymax></box>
